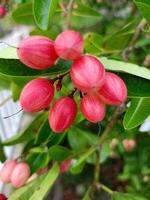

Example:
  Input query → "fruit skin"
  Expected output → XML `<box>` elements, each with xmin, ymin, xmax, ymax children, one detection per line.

<box><xmin>60</xmin><ymin>160</ymin><xmax>71</xmax><ymax>173</ymax></box>
<box><xmin>70</xmin><ymin>55</ymin><xmax>105</xmax><ymax>93</ymax></box>
<box><xmin>20</xmin><ymin>78</ymin><xmax>54</xmax><ymax>112</ymax></box>
<box><xmin>0</xmin><ymin>160</ymin><xmax>17</xmax><ymax>183</ymax></box>
<box><xmin>11</xmin><ymin>163</ymin><xmax>31</xmax><ymax>188</ymax></box>
<box><xmin>123</xmin><ymin>139</ymin><xmax>136</xmax><ymax>152</ymax></box>
<box><xmin>17</xmin><ymin>36</ymin><xmax>58</xmax><ymax>70</ymax></box>
<box><xmin>49</xmin><ymin>96</ymin><xmax>77</xmax><ymax>133</ymax></box>
<box><xmin>54</xmin><ymin>30</ymin><xmax>84</xmax><ymax>60</ymax></box>
<box><xmin>0</xmin><ymin>5</ymin><xmax>6</xmax><ymax>18</ymax></box>
<box><xmin>98</xmin><ymin>72</ymin><xmax>127</xmax><ymax>106</ymax></box>
<box><xmin>0</xmin><ymin>194</ymin><xmax>7</xmax><ymax>200</ymax></box>
<box><xmin>80</xmin><ymin>95</ymin><xmax>106</xmax><ymax>123</ymax></box>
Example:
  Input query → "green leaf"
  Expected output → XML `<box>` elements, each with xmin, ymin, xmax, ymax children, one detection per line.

<box><xmin>9</xmin><ymin>174</ymin><xmax>46</xmax><ymax>200</ymax></box>
<box><xmin>123</xmin><ymin>98</ymin><xmax>150</xmax><ymax>129</ymax></box>
<box><xmin>33</xmin><ymin>0</ymin><xmax>59</xmax><ymax>30</ymax></box>
<box><xmin>49</xmin><ymin>145</ymin><xmax>72</xmax><ymax>162</ymax></box>
<box><xmin>1</xmin><ymin>112</ymin><xmax>48</xmax><ymax>146</ymax></box>
<box><xmin>27</xmin><ymin>152</ymin><xmax>50</xmax><ymax>173</ymax></box>
<box><xmin>30</xmin><ymin>29</ymin><xmax>57</xmax><ymax>40</ymax></box>
<box><xmin>68</xmin><ymin>126</ymin><xmax>98</xmax><ymax>150</ymax></box>
<box><xmin>134</xmin><ymin>0</ymin><xmax>150</xmax><ymax>25</ymax></box>
<box><xmin>10</xmin><ymin>82</ymin><xmax>22</xmax><ymax>101</ymax></box>
<box><xmin>82</xmin><ymin>187</ymin><xmax>91</xmax><ymax>200</ymax></box>
<box><xmin>100</xmin><ymin>57</ymin><xmax>150</xmax><ymax>80</ymax></box>
<box><xmin>0</xmin><ymin>138</ymin><xmax>6</xmax><ymax>162</ymax></box>
<box><xmin>84</xmin><ymin>32</ymin><xmax>103</xmax><ymax>55</ymax></box>
<box><xmin>72</xmin><ymin>3</ymin><xmax>101</xmax><ymax>28</ymax></box>
<box><xmin>29</xmin><ymin>163</ymin><xmax>59</xmax><ymax>200</ymax></box>
<box><xmin>112</xmin><ymin>192</ymin><xmax>148</xmax><ymax>200</ymax></box>
<box><xmin>12</xmin><ymin>2</ymin><xmax>35</xmax><ymax>25</ymax></box>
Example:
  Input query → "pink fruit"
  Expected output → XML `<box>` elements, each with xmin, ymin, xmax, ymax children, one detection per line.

<box><xmin>11</xmin><ymin>163</ymin><xmax>30</xmax><ymax>188</ymax></box>
<box><xmin>17</xmin><ymin>36</ymin><xmax>58</xmax><ymax>70</ymax></box>
<box><xmin>0</xmin><ymin>160</ymin><xmax>17</xmax><ymax>183</ymax></box>
<box><xmin>98</xmin><ymin>72</ymin><xmax>127</xmax><ymax>106</ymax></box>
<box><xmin>20</xmin><ymin>78</ymin><xmax>54</xmax><ymax>112</ymax></box>
<box><xmin>60</xmin><ymin>160</ymin><xmax>71</xmax><ymax>173</ymax></box>
<box><xmin>0</xmin><ymin>194</ymin><xmax>7</xmax><ymax>200</ymax></box>
<box><xmin>0</xmin><ymin>5</ymin><xmax>6</xmax><ymax>18</ymax></box>
<box><xmin>123</xmin><ymin>139</ymin><xmax>136</xmax><ymax>152</ymax></box>
<box><xmin>49</xmin><ymin>96</ymin><xmax>77</xmax><ymax>133</ymax></box>
<box><xmin>54</xmin><ymin>30</ymin><xmax>84</xmax><ymax>60</ymax></box>
<box><xmin>70</xmin><ymin>55</ymin><xmax>105</xmax><ymax>93</ymax></box>
<box><xmin>80</xmin><ymin>95</ymin><xmax>106</xmax><ymax>123</ymax></box>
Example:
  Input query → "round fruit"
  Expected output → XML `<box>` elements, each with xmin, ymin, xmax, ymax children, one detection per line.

<box><xmin>20</xmin><ymin>78</ymin><xmax>54</xmax><ymax>112</ymax></box>
<box><xmin>17</xmin><ymin>36</ymin><xmax>58</xmax><ymax>70</ymax></box>
<box><xmin>0</xmin><ymin>5</ymin><xmax>6</xmax><ymax>18</ymax></box>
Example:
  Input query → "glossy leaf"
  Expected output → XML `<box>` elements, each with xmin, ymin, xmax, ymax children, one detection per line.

<box><xmin>123</xmin><ymin>98</ymin><xmax>150</xmax><ymax>129</ymax></box>
<box><xmin>33</xmin><ymin>0</ymin><xmax>59</xmax><ymax>30</ymax></box>
<box><xmin>29</xmin><ymin>163</ymin><xmax>59</xmax><ymax>200</ymax></box>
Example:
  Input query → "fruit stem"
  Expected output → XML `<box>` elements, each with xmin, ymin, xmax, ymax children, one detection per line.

<box><xmin>68</xmin><ymin>88</ymin><xmax>77</xmax><ymax>98</ymax></box>
<box><xmin>0</xmin><ymin>41</ymin><xmax>18</xmax><ymax>49</ymax></box>
<box><xmin>3</xmin><ymin>109</ymin><xmax>23</xmax><ymax>119</ymax></box>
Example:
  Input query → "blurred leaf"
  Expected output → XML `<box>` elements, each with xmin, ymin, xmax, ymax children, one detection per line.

<box><xmin>9</xmin><ymin>174</ymin><xmax>46</xmax><ymax>200</ymax></box>
<box><xmin>30</xmin><ymin>29</ymin><xmax>57</xmax><ymax>40</ymax></box>
<box><xmin>47</xmin><ymin>133</ymin><xmax>66</xmax><ymax>147</ymax></box>
<box><xmin>49</xmin><ymin>145</ymin><xmax>72</xmax><ymax>162</ymax></box>
<box><xmin>72</xmin><ymin>3</ymin><xmax>101</xmax><ymax>28</ymax></box>
<box><xmin>33</xmin><ymin>0</ymin><xmax>59</xmax><ymax>30</ymax></box>
<box><xmin>0</xmin><ymin>47</ymin><xmax>18</xmax><ymax>59</ymax></box>
<box><xmin>123</xmin><ymin>98</ymin><xmax>150</xmax><ymax>129</ymax></box>
<box><xmin>70</xmin><ymin>160</ymin><xmax>85</xmax><ymax>174</ymax></box>
<box><xmin>0</xmin><ymin>138</ymin><xmax>6</xmax><ymax>162</ymax></box>
<box><xmin>12</xmin><ymin>2</ymin><xmax>35</xmax><ymax>25</ymax></box>
<box><xmin>10</xmin><ymin>82</ymin><xmax>22</xmax><ymax>101</ymax></box>
<box><xmin>68</xmin><ymin>126</ymin><xmax>98</xmax><ymax>150</ymax></box>
<box><xmin>84</xmin><ymin>32</ymin><xmax>103</xmax><ymax>55</ymax></box>
<box><xmin>27</xmin><ymin>152</ymin><xmax>50</xmax><ymax>173</ymax></box>
<box><xmin>112</xmin><ymin>192</ymin><xmax>148</xmax><ymax>200</ymax></box>
<box><xmin>1</xmin><ymin>112</ymin><xmax>48</xmax><ymax>146</ymax></box>
<box><xmin>134</xmin><ymin>0</ymin><xmax>150</xmax><ymax>25</ymax></box>
<box><xmin>82</xmin><ymin>187</ymin><xmax>91</xmax><ymax>200</ymax></box>
<box><xmin>29</xmin><ymin>163</ymin><xmax>59</xmax><ymax>200</ymax></box>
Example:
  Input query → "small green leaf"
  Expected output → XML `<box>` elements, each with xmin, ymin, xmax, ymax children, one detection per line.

<box><xmin>33</xmin><ymin>0</ymin><xmax>59</xmax><ymax>30</ymax></box>
<box><xmin>134</xmin><ymin>0</ymin><xmax>150</xmax><ymax>25</ymax></box>
<box><xmin>30</xmin><ymin>29</ymin><xmax>57</xmax><ymax>40</ymax></box>
<box><xmin>49</xmin><ymin>145</ymin><xmax>72</xmax><ymax>162</ymax></box>
<box><xmin>10</xmin><ymin>82</ymin><xmax>22</xmax><ymax>101</ymax></box>
<box><xmin>1</xmin><ymin>112</ymin><xmax>48</xmax><ymax>146</ymax></box>
<box><xmin>123</xmin><ymin>98</ymin><xmax>150</xmax><ymax>129</ymax></box>
<box><xmin>29</xmin><ymin>163</ymin><xmax>59</xmax><ymax>200</ymax></box>
<box><xmin>12</xmin><ymin>2</ymin><xmax>35</xmax><ymax>25</ymax></box>
<box><xmin>82</xmin><ymin>187</ymin><xmax>91</xmax><ymax>200</ymax></box>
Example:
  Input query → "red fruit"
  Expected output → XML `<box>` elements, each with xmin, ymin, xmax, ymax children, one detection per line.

<box><xmin>60</xmin><ymin>160</ymin><xmax>71</xmax><ymax>173</ymax></box>
<box><xmin>17</xmin><ymin>36</ymin><xmax>58</xmax><ymax>70</ymax></box>
<box><xmin>123</xmin><ymin>139</ymin><xmax>136</xmax><ymax>152</ymax></box>
<box><xmin>70</xmin><ymin>55</ymin><xmax>105</xmax><ymax>93</ymax></box>
<box><xmin>0</xmin><ymin>5</ymin><xmax>6</xmax><ymax>18</ymax></box>
<box><xmin>20</xmin><ymin>78</ymin><xmax>54</xmax><ymax>112</ymax></box>
<box><xmin>49</xmin><ymin>96</ymin><xmax>77</xmax><ymax>133</ymax></box>
<box><xmin>0</xmin><ymin>160</ymin><xmax>17</xmax><ymax>183</ymax></box>
<box><xmin>0</xmin><ymin>194</ymin><xmax>7</xmax><ymax>200</ymax></box>
<box><xmin>54</xmin><ymin>30</ymin><xmax>84</xmax><ymax>60</ymax></box>
<box><xmin>80</xmin><ymin>95</ymin><xmax>105</xmax><ymax>123</ymax></box>
<box><xmin>11</xmin><ymin>163</ymin><xmax>30</xmax><ymax>188</ymax></box>
<box><xmin>98</xmin><ymin>72</ymin><xmax>127</xmax><ymax>106</ymax></box>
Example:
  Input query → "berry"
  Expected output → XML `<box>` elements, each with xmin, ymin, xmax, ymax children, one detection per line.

<box><xmin>123</xmin><ymin>139</ymin><xmax>136</xmax><ymax>152</ymax></box>
<box><xmin>70</xmin><ymin>55</ymin><xmax>105</xmax><ymax>93</ymax></box>
<box><xmin>0</xmin><ymin>194</ymin><xmax>7</xmax><ymax>200</ymax></box>
<box><xmin>17</xmin><ymin>36</ymin><xmax>58</xmax><ymax>70</ymax></box>
<box><xmin>98</xmin><ymin>72</ymin><xmax>127</xmax><ymax>106</ymax></box>
<box><xmin>0</xmin><ymin>5</ymin><xmax>6</xmax><ymax>18</ymax></box>
<box><xmin>60</xmin><ymin>160</ymin><xmax>71</xmax><ymax>173</ymax></box>
<box><xmin>0</xmin><ymin>160</ymin><xmax>17</xmax><ymax>183</ymax></box>
<box><xmin>80</xmin><ymin>95</ymin><xmax>105</xmax><ymax>123</ymax></box>
<box><xmin>11</xmin><ymin>163</ymin><xmax>30</xmax><ymax>188</ymax></box>
<box><xmin>20</xmin><ymin>78</ymin><xmax>54</xmax><ymax>112</ymax></box>
<box><xmin>54</xmin><ymin>30</ymin><xmax>84</xmax><ymax>60</ymax></box>
<box><xmin>49</xmin><ymin>96</ymin><xmax>77</xmax><ymax>133</ymax></box>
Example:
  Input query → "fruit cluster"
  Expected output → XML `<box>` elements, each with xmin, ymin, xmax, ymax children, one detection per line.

<box><xmin>0</xmin><ymin>160</ymin><xmax>30</xmax><ymax>188</ymax></box>
<box><xmin>17</xmin><ymin>30</ymin><xmax>127</xmax><ymax>133</ymax></box>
